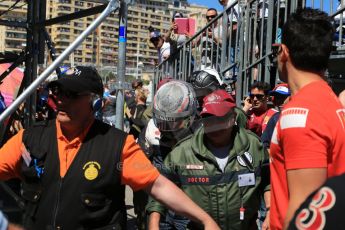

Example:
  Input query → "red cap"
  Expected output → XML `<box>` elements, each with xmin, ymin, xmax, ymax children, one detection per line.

<box><xmin>200</xmin><ymin>89</ymin><xmax>236</xmax><ymax>117</ymax></box>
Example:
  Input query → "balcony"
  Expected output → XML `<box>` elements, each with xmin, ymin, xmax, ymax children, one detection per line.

<box><xmin>100</xmin><ymin>48</ymin><xmax>115</xmax><ymax>54</ymax></box>
<box><xmin>58</xmin><ymin>0</ymin><xmax>71</xmax><ymax>4</ymax></box>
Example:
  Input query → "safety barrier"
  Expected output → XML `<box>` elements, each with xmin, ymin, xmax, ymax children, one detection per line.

<box><xmin>153</xmin><ymin>0</ymin><xmax>345</xmax><ymax>105</ymax></box>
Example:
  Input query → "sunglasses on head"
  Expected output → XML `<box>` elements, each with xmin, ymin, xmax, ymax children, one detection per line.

<box><xmin>206</xmin><ymin>15</ymin><xmax>217</xmax><ymax>20</ymax></box>
<box><xmin>51</xmin><ymin>87</ymin><xmax>89</xmax><ymax>99</ymax></box>
<box><xmin>249</xmin><ymin>94</ymin><xmax>265</xmax><ymax>100</ymax></box>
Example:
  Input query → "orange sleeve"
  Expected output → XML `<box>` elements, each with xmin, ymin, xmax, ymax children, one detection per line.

<box><xmin>0</xmin><ymin>129</ymin><xmax>24</xmax><ymax>180</ymax></box>
<box><xmin>121</xmin><ymin>135</ymin><xmax>159</xmax><ymax>191</ymax></box>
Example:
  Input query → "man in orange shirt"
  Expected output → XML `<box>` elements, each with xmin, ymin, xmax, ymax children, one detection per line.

<box><xmin>0</xmin><ymin>66</ymin><xmax>220</xmax><ymax>230</ymax></box>
<box><xmin>270</xmin><ymin>8</ymin><xmax>345</xmax><ymax>229</ymax></box>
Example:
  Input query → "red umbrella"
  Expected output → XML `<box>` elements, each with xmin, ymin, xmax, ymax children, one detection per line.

<box><xmin>0</xmin><ymin>63</ymin><xmax>24</xmax><ymax>107</ymax></box>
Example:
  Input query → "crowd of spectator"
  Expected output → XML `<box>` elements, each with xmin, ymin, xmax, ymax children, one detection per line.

<box><xmin>0</xmin><ymin>4</ymin><xmax>345</xmax><ymax>230</ymax></box>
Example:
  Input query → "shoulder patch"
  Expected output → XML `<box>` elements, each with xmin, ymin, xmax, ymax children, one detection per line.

<box><xmin>280</xmin><ymin>108</ymin><xmax>309</xmax><ymax>129</ymax></box>
<box><xmin>186</xmin><ymin>164</ymin><xmax>204</xmax><ymax>170</ymax></box>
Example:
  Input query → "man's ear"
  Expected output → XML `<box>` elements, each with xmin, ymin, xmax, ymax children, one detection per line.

<box><xmin>280</xmin><ymin>44</ymin><xmax>289</xmax><ymax>63</ymax></box>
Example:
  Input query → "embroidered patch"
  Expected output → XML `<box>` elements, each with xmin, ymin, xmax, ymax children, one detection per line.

<box><xmin>186</xmin><ymin>164</ymin><xmax>204</xmax><ymax>170</ymax></box>
<box><xmin>237</xmin><ymin>152</ymin><xmax>253</xmax><ymax>167</ymax></box>
<box><xmin>187</xmin><ymin>177</ymin><xmax>209</xmax><ymax>183</ymax></box>
<box><xmin>83</xmin><ymin>161</ymin><xmax>101</xmax><ymax>181</ymax></box>
<box><xmin>336</xmin><ymin>109</ymin><xmax>345</xmax><ymax>129</ymax></box>
<box><xmin>280</xmin><ymin>108</ymin><xmax>309</xmax><ymax>129</ymax></box>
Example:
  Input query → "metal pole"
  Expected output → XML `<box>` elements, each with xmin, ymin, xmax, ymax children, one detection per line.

<box><xmin>220</xmin><ymin>7</ymin><xmax>228</xmax><ymax>75</ymax></box>
<box><xmin>264</xmin><ymin>0</ymin><xmax>275</xmax><ymax>83</ymax></box>
<box><xmin>115</xmin><ymin>0</ymin><xmax>130</xmax><ymax>130</ymax></box>
<box><xmin>236</xmin><ymin>11</ymin><xmax>245</xmax><ymax>106</ymax></box>
<box><xmin>0</xmin><ymin>0</ymin><xmax>120</xmax><ymax>124</ymax></box>
<box><xmin>23</xmin><ymin>0</ymin><xmax>34</xmax><ymax>127</ymax></box>
<box><xmin>136</xmin><ymin>43</ymin><xmax>139</xmax><ymax>79</ymax></box>
<box><xmin>243</xmin><ymin>3</ymin><xmax>250</xmax><ymax>83</ymax></box>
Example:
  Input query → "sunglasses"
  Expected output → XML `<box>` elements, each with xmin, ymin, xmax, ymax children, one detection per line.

<box><xmin>249</xmin><ymin>94</ymin><xmax>266</xmax><ymax>100</ymax></box>
<box><xmin>206</xmin><ymin>15</ymin><xmax>217</xmax><ymax>20</ymax></box>
<box><xmin>51</xmin><ymin>87</ymin><xmax>89</xmax><ymax>99</ymax></box>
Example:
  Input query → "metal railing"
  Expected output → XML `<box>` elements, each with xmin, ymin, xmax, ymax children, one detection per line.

<box><xmin>153</xmin><ymin>0</ymin><xmax>345</xmax><ymax>105</ymax></box>
<box><xmin>0</xmin><ymin>0</ymin><xmax>121</xmax><ymax>125</ymax></box>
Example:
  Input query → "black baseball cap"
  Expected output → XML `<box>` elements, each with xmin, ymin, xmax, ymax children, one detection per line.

<box><xmin>48</xmin><ymin>66</ymin><xmax>103</xmax><ymax>96</ymax></box>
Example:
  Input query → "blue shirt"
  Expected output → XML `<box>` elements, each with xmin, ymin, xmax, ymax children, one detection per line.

<box><xmin>0</xmin><ymin>210</ymin><xmax>8</xmax><ymax>230</ymax></box>
<box><xmin>0</xmin><ymin>93</ymin><xmax>6</xmax><ymax>114</ymax></box>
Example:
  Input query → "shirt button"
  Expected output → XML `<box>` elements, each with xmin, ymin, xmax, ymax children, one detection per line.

<box><xmin>85</xmin><ymin>199</ymin><xmax>90</xmax><ymax>204</ymax></box>
<box><xmin>56</xmin><ymin>226</ymin><xmax>61</xmax><ymax>230</ymax></box>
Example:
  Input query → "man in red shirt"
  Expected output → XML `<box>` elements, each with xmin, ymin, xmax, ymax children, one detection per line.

<box><xmin>243</xmin><ymin>81</ymin><xmax>276</xmax><ymax>136</ymax></box>
<box><xmin>270</xmin><ymin>8</ymin><xmax>345</xmax><ymax>229</ymax></box>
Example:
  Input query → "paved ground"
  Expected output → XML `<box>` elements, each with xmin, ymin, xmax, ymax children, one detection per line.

<box><xmin>126</xmin><ymin>186</ymin><xmax>138</xmax><ymax>230</ymax></box>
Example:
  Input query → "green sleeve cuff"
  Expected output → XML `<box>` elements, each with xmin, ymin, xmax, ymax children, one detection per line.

<box><xmin>146</xmin><ymin>196</ymin><xmax>167</xmax><ymax>215</ymax></box>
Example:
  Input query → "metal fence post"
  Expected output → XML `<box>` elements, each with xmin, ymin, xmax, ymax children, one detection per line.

<box><xmin>236</xmin><ymin>9</ymin><xmax>245</xmax><ymax>106</ymax></box>
<box><xmin>23</xmin><ymin>0</ymin><xmax>39</xmax><ymax>127</ymax></box>
<box><xmin>115</xmin><ymin>0</ymin><xmax>131</xmax><ymax>130</ymax></box>
<box><xmin>0</xmin><ymin>0</ymin><xmax>120</xmax><ymax>124</ymax></box>
<box><xmin>264</xmin><ymin>0</ymin><xmax>275</xmax><ymax>84</ymax></box>
<box><xmin>221</xmin><ymin>10</ymin><xmax>228</xmax><ymax>75</ymax></box>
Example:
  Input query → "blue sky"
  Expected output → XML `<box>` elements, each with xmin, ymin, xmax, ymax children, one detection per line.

<box><xmin>189</xmin><ymin>0</ymin><xmax>223</xmax><ymax>11</ymax></box>
<box><xmin>189</xmin><ymin>0</ymin><xmax>340</xmax><ymax>14</ymax></box>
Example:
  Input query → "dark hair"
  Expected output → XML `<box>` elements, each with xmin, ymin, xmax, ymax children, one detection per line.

<box><xmin>207</xmin><ymin>8</ymin><xmax>218</xmax><ymax>14</ymax></box>
<box><xmin>250</xmin><ymin>81</ymin><xmax>271</xmax><ymax>95</ymax></box>
<box><xmin>132</xmin><ymin>80</ymin><xmax>143</xmax><ymax>89</ymax></box>
<box><xmin>148</xmin><ymin>26</ymin><xmax>155</xmax><ymax>33</ymax></box>
<box><xmin>172</xmin><ymin>12</ymin><xmax>184</xmax><ymax>21</ymax></box>
<box><xmin>282</xmin><ymin>8</ymin><xmax>334</xmax><ymax>72</ymax></box>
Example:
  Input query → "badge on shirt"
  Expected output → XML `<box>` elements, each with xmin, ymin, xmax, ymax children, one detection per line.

<box><xmin>238</xmin><ymin>173</ymin><xmax>255</xmax><ymax>187</ymax></box>
<box><xmin>237</xmin><ymin>152</ymin><xmax>253</xmax><ymax>167</ymax></box>
<box><xmin>83</xmin><ymin>161</ymin><xmax>101</xmax><ymax>180</ymax></box>
<box><xmin>186</xmin><ymin>164</ymin><xmax>204</xmax><ymax>170</ymax></box>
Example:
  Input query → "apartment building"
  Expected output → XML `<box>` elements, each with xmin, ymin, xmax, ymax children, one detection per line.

<box><xmin>0</xmin><ymin>1</ymin><xmax>27</xmax><ymax>53</ymax></box>
<box><xmin>0</xmin><ymin>0</ymin><xmax>207</xmax><ymax>77</ymax></box>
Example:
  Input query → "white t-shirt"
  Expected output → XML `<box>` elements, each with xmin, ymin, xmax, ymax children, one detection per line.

<box><xmin>207</xmin><ymin>142</ymin><xmax>231</xmax><ymax>172</ymax></box>
<box><xmin>159</xmin><ymin>42</ymin><xmax>171</xmax><ymax>63</ymax></box>
<box><xmin>258</xmin><ymin>0</ymin><xmax>269</xmax><ymax>18</ymax></box>
<box><xmin>227</xmin><ymin>0</ymin><xmax>240</xmax><ymax>22</ymax></box>
<box><xmin>201</xmin><ymin>25</ymin><xmax>223</xmax><ymax>43</ymax></box>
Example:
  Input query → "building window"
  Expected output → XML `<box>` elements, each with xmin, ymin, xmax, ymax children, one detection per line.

<box><xmin>174</xmin><ymin>0</ymin><xmax>180</xmax><ymax>8</ymax></box>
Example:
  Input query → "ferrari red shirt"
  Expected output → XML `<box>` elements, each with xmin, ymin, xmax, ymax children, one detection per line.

<box><xmin>270</xmin><ymin>80</ymin><xmax>345</xmax><ymax>229</ymax></box>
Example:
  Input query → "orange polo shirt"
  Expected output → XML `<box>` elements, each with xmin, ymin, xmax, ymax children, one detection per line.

<box><xmin>0</xmin><ymin>120</ymin><xmax>159</xmax><ymax>191</ymax></box>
